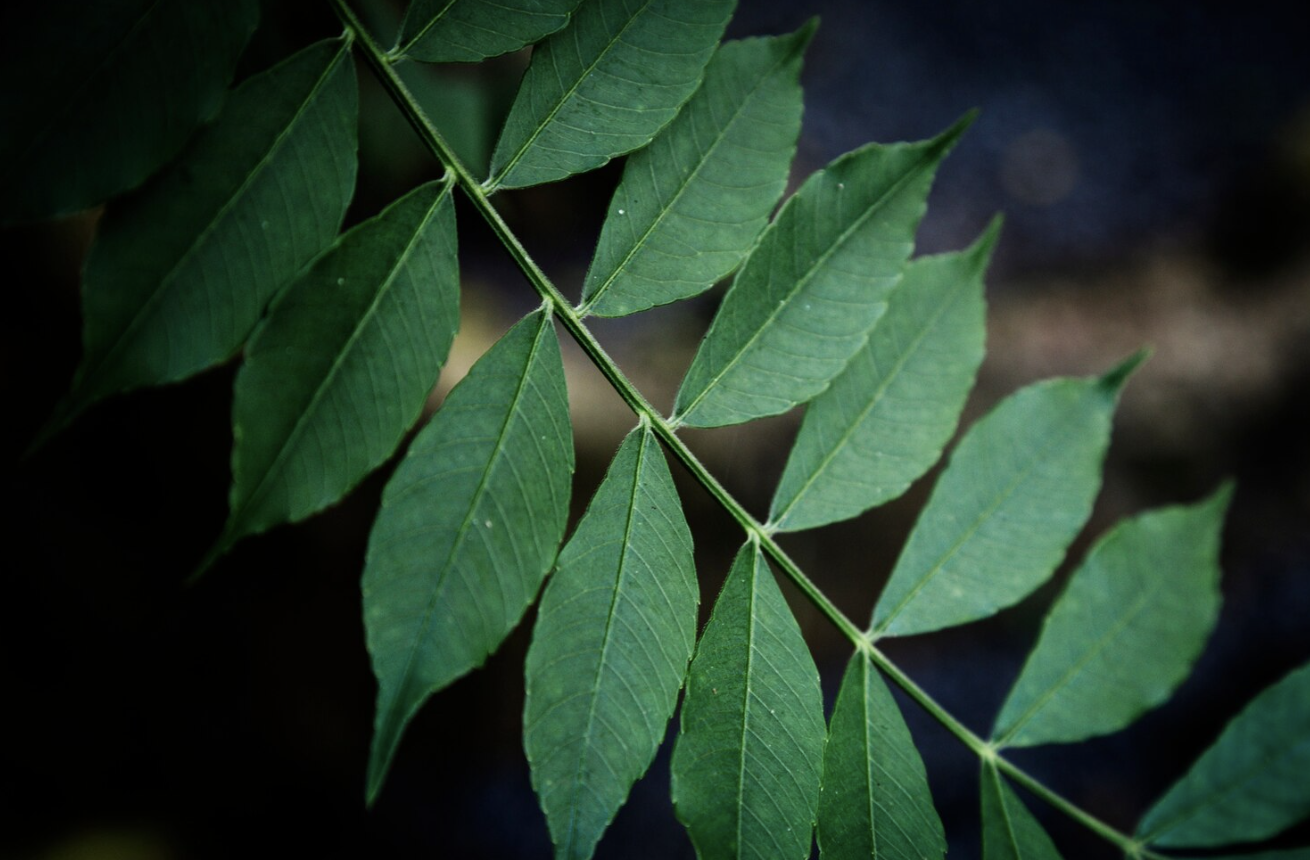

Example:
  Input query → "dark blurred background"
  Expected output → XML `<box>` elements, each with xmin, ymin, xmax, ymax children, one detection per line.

<box><xmin>3</xmin><ymin>0</ymin><xmax>1308</xmax><ymax>858</ymax></box>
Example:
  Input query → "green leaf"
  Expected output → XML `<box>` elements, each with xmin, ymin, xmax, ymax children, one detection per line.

<box><xmin>1137</xmin><ymin>660</ymin><xmax>1310</xmax><ymax>849</ymax></box>
<box><xmin>486</xmin><ymin>0</ymin><xmax>735</xmax><ymax>191</ymax></box>
<box><xmin>671</xmin><ymin>542</ymin><xmax>826</xmax><ymax>860</ymax></box>
<box><xmin>578</xmin><ymin>24</ymin><xmax>812</xmax><ymax>317</ymax></box>
<box><xmin>769</xmin><ymin>218</ymin><xmax>997</xmax><ymax>532</ymax></box>
<box><xmin>0</xmin><ymin>0</ymin><xmax>259</xmax><ymax>223</ymax></box>
<box><xmin>363</xmin><ymin>311</ymin><xmax>574</xmax><ymax>804</ymax></box>
<box><xmin>870</xmin><ymin>356</ymin><xmax>1142</xmax><ymax>638</ymax></box>
<box><xmin>524</xmin><ymin>424</ymin><xmax>697</xmax><ymax>860</ymax></box>
<box><xmin>215</xmin><ymin>180</ymin><xmax>460</xmax><ymax>562</ymax></box>
<box><xmin>992</xmin><ymin>485</ymin><xmax>1232</xmax><ymax>748</ymax></box>
<box><xmin>396</xmin><ymin>0</ymin><xmax>583</xmax><ymax>63</ymax></box>
<box><xmin>671</xmin><ymin>116</ymin><xmax>971</xmax><ymax>429</ymax></box>
<box><xmin>980</xmin><ymin>763</ymin><xmax>1063</xmax><ymax>860</ymax></box>
<box><xmin>46</xmin><ymin>38</ymin><xmax>359</xmax><ymax>438</ymax></box>
<box><xmin>816</xmin><ymin>653</ymin><xmax>946</xmax><ymax>860</ymax></box>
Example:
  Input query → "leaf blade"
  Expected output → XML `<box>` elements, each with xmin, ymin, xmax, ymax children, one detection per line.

<box><xmin>525</xmin><ymin>424</ymin><xmax>698</xmax><ymax>860</ymax></box>
<box><xmin>1137</xmin><ymin>660</ymin><xmax>1310</xmax><ymax>849</ymax></box>
<box><xmin>816</xmin><ymin>653</ymin><xmax>946</xmax><ymax>860</ymax></box>
<box><xmin>580</xmin><ymin>24</ymin><xmax>812</xmax><ymax>317</ymax></box>
<box><xmin>487</xmin><ymin>0</ymin><xmax>736</xmax><ymax>191</ymax></box>
<box><xmin>992</xmin><ymin>485</ymin><xmax>1232</xmax><ymax>748</ymax></box>
<box><xmin>672</xmin><ymin>117</ymin><xmax>971</xmax><ymax>429</ymax></box>
<box><xmin>770</xmin><ymin>218</ymin><xmax>997</xmax><ymax>531</ymax></box>
<box><xmin>980</xmin><ymin>763</ymin><xmax>1063</xmax><ymax>860</ymax></box>
<box><xmin>397</xmin><ymin>0</ymin><xmax>583</xmax><ymax>63</ymax></box>
<box><xmin>870</xmin><ymin>358</ymin><xmax>1140</xmax><ymax>637</ymax></box>
<box><xmin>363</xmin><ymin>310</ymin><xmax>574</xmax><ymax>803</ymax></box>
<box><xmin>671</xmin><ymin>542</ymin><xmax>826</xmax><ymax>860</ymax></box>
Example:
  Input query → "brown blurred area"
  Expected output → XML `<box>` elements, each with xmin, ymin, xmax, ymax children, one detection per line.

<box><xmin>3</xmin><ymin>1</ymin><xmax>1308</xmax><ymax>858</ymax></box>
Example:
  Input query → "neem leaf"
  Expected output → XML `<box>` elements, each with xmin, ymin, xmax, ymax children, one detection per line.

<box><xmin>397</xmin><ymin>0</ymin><xmax>583</xmax><ymax>63</ymax></box>
<box><xmin>769</xmin><ymin>218</ymin><xmax>997</xmax><ymax>532</ymax></box>
<box><xmin>980</xmin><ymin>763</ymin><xmax>1063</xmax><ymax>860</ymax></box>
<box><xmin>46</xmin><ymin>38</ymin><xmax>358</xmax><ymax>438</ymax></box>
<box><xmin>671</xmin><ymin>542</ymin><xmax>826</xmax><ymax>860</ymax></box>
<box><xmin>992</xmin><ymin>485</ymin><xmax>1232</xmax><ymax>748</ymax></box>
<box><xmin>672</xmin><ymin>116</ymin><xmax>971</xmax><ymax>429</ymax></box>
<box><xmin>363</xmin><ymin>311</ymin><xmax>574</xmax><ymax>804</ymax></box>
<box><xmin>579</xmin><ymin>24</ymin><xmax>812</xmax><ymax>317</ymax></box>
<box><xmin>1137</xmin><ymin>660</ymin><xmax>1310</xmax><ymax>849</ymax></box>
<box><xmin>817</xmin><ymin>653</ymin><xmax>946</xmax><ymax>860</ymax></box>
<box><xmin>216</xmin><ymin>181</ymin><xmax>460</xmax><ymax>561</ymax></box>
<box><xmin>487</xmin><ymin>0</ymin><xmax>735</xmax><ymax>191</ymax></box>
<box><xmin>1</xmin><ymin>0</ymin><xmax>259</xmax><ymax>223</ymax></box>
<box><xmin>525</xmin><ymin>424</ymin><xmax>697</xmax><ymax>860</ymax></box>
<box><xmin>870</xmin><ymin>357</ymin><xmax>1141</xmax><ymax>638</ymax></box>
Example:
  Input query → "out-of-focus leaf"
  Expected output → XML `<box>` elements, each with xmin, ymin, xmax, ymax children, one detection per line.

<box><xmin>363</xmin><ymin>311</ymin><xmax>574</xmax><ymax>804</ymax></box>
<box><xmin>525</xmin><ymin>425</ymin><xmax>697</xmax><ymax>860</ymax></box>
<box><xmin>671</xmin><ymin>542</ymin><xmax>826</xmax><ymax>860</ymax></box>
<box><xmin>992</xmin><ymin>486</ymin><xmax>1232</xmax><ymax>748</ymax></box>
<box><xmin>396</xmin><ymin>0</ymin><xmax>583</xmax><ymax>63</ymax></box>
<box><xmin>770</xmin><ymin>219</ymin><xmax>997</xmax><ymax>532</ymax></box>
<box><xmin>671</xmin><ymin>117</ymin><xmax>971</xmax><ymax>429</ymax></box>
<box><xmin>980</xmin><ymin>763</ymin><xmax>1063</xmax><ymax>860</ymax></box>
<box><xmin>487</xmin><ymin>0</ymin><xmax>735</xmax><ymax>190</ymax></box>
<box><xmin>579</xmin><ymin>24</ymin><xmax>812</xmax><ymax>317</ymax></box>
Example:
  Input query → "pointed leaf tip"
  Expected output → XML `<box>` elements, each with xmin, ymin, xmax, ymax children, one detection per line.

<box><xmin>1099</xmin><ymin>348</ymin><xmax>1151</xmax><ymax>393</ymax></box>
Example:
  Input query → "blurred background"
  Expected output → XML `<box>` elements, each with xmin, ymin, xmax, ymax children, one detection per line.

<box><xmin>3</xmin><ymin>0</ymin><xmax>1308</xmax><ymax>857</ymax></box>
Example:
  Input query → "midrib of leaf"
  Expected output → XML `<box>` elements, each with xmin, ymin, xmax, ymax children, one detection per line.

<box><xmin>988</xmin><ymin>765</ymin><xmax>1025</xmax><ymax>853</ymax></box>
<box><xmin>218</xmin><ymin>179</ymin><xmax>453</xmax><ymax>551</ymax></box>
<box><xmin>485</xmin><ymin>0</ymin><xmax>655</xmax><ymax>192</ymax></box>
<box><xmin>385</xmin><ymin>311</ymin><xmax>552</xmax><ymax>723</ymax></box>
<box><xmin>859</xmin><ymin>661</ymin><xmax>880</xmax><ymax>856</ymax></box>
<box><xmin>560</xmin><ymin>423</ymin><xmax>651</xmax><ymax>855</ymax></box>
<box><xmin>768</xmin><ymin>269</ymin><xmax>967</xmax><ymax>530</ymax></box>
<box><xmin>7</xmin><ymin>0</ymin><xmax>164</xmax><ymax>183</ymax></box>
<box><xmin>671</xmin><ymin>146</ymin><xmax>940</xmax><ymax>427</ymax></box>
<box><xmin>995</xmin><ymin>572</ymin><xmax>1156</xmax><ymax>748</ymax></box>
<box><xmin>576</xmin><ymin>44</ymin><xmax>794</xmax><ymax>317</ymax></box>
<box><xmin>393</xmin><ymin>0</ymin><xmax>458</xmax><ymax>56</ymax></box>
<box><xmin>330</xmin><ymin>9</ymin><xmax>1170</xmax><ymax>856</ymax></box>
<box><xmin>872</xmin><ymin>411</ymin><xmax>1084</xmax><ymax>636</ymax></box>
<box><xmin>72</xmin><ymin>41</ymin><xmax>351</xmax><ymax>405</ymax></box>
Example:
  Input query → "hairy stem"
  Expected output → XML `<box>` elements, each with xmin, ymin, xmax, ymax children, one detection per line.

<box><xmin>330</xmin><ymin>3</ymin><xmax>1161</xmax><ymax>855</ymax></box>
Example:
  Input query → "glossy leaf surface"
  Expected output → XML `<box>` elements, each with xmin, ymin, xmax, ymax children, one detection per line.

<box><xmin>579</xmin><ymin>25</ymin><xmax>811</xmax><ymax>317</ymax></box>
<box><xmin>980</xmin><ymin>763</ymin><xmax>1063</xmax><ymax>860</ymax></box>
<box><xmin>1</xmin><ymin>0</ymin><xmax>259</xmax><ymax>223</ymax></box>
<box><xmin>671</xmin><ymin>543</ymin><xmax>826</xmax><ymax>860</ymax></box>
<box><xmin>672</xmin><ymin>118</ymin><xmax>969</xmax><ymax>428</ymax></box>
<box><xmin>487</xmin><ymin>0</ymin><xmax>735</xmax><ymax>190</ymax></box>
<box><xmin>397</xmin><ymin>0</ymin><xmax>582</xmax><ymax>63</ymax></box>
<box><xmin>817</xmin><ymin>653</ymin><xmax>945</xmax><ymax>859</ymax></box>
<box><xmin>993</xmin><ymin>486</ymin><xmax>1232</xmax><ymax>748</ymax></box>
<box><xmin>363</xmin><ymin>311</ymin><xmax>574</xmax><ymax>803</ymax></box>
<box><xmin>870</xmin><ymin>359</ymin><xmax>1137</xmax><ymax>637</ymax></box>
<box><xmin>525</xmin><ymin>425</ymin><xmax>697</xmax><ymax>860</ymax></box>
<box><xmin>1137</xmin><ymin>661</ymin><xmax>1310</xmax><ymax>849</ymax></box>
<box><xmin>52</xmin><ymin>38</ymin><xmax>358</xmax><ymax>433</ymax></box>
<box><xmin>770</xmin><ymin>219</ymin><xmax>996</xmax><ymax>531</ymax></box>
<box><xmin>221</xmin><ymin>181</ymin><xmax>460</xmax><ymax>558</ymax></box>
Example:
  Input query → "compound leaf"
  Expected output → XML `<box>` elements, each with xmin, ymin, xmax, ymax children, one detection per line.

<box><xmin>672</xmin><ymin>116</ymin><xmax>970</xmax><ymax>429</ymax></box>
<box><xmin>671</xmin><ymin>542</ymin><xmax>826</xmax><ymax>860</ymax></box>
<box><xmin>363</xmin><ymin>311</ymin><xmax>574</xmax><ymax>804</ymax></box>
<box><xmin>1137</xmin><ymin>660</ymin><xmax>1310</xmax><ymax>849</ymax></box>
<box><xmin>487</xmin><ymin>0</ymin><xmax>735</xmax><ymax>191</ymax></box>
<box><xmin>217</xmin><ymin>180</ymin><xmax>460</xmax><ymax>562</ymax></box>
<box><xmin>397</xmin><ymin>0</ymin><xmax>583</xmax><ymax>63</ymax></box>
<box><xmin>817</xmin><ymin>653</ymin><xmax>945</xmax><ymax>860</ymax></box>
<box><xmin>579</xmin><ymin>24</ymin><xmax>812</xmax><ymax>317</ymax></box>
<box><xmin>46</xmin><ymin>38</ymin><xmax>358</xmax><ymax>438</ymax></box>
<box><xmin>870</xmin><ymin>357</ymin><xmax>1140</xmax><ymax>638</ymax></box>
<box><xmin>980</xmin><ymin>763</ymin><xmax>1063</xmax><ymax>860</ymax></box>
<box><xmin>525</xmin><ymin>424</ymin><xmax>697</xmax><ymax>860</ymax></box>
<box><xmin>1</xmin><ymin>0</ymin><xmax>259</xmax><ymax>223</ymax></box>
<box><xmin>992</xmin><ymin>485</ymin><xmax>1232</xmax><ymax>748</ymax></box>
<box><xmin>770</xmin><ymin>218</ymin><xmax>996</xmax><ymax>532</ymax></box>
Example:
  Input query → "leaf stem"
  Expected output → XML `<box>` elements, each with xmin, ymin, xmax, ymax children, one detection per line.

<box><xmin>330</xmin><ymin>5</ymin><xmax>1165</xmax><ymax>856</ymax></box>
